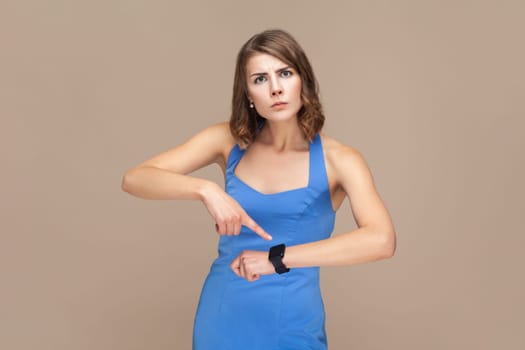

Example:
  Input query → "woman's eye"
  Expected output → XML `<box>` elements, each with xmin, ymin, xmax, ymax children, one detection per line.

<box><xmin>281</xmin><ymin>70</ymin><xmax>293</xmax><ymax>78</ymax></box>
<box><xmin>254</xmin><ymin>76</ymin><xmax>266</xmax><ymax>84</ymax></box>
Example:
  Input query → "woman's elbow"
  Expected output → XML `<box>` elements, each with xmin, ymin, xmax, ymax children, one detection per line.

<box><xmin>380</xmin><ymin>229</ymin><xmax>396</xmax><ymax>259</ymax></box>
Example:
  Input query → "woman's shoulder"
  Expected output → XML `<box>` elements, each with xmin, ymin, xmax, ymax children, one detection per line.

<box><xmin>319</xmin><ymin>132</ymin><xmax>369</xmax><ymax>183</ymax></box>
<box><xmin>319</xmin><ymin>132</ymin><xmax>363</xmax><ymax>160</ymax></box>
<box><xmin>204</xmin><ymin>120</ymin><xmax>235</xmax><ymax>142</ymax></box>
<box><xmin>202</xmin><ymin>120</ymin><xmax>237</xmax><ymax>169</ymax></box>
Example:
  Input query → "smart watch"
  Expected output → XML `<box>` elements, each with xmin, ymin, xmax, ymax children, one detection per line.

<box><xmin>268</xmin><ymin>244</ymin><xmax>290</xmax><ymax>274</ymax></box>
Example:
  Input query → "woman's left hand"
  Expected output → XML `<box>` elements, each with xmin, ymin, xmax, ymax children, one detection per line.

<box><xmin>230</xmin><ymin>250</ymin><xmax>275</xmax><ymax>282</ymax></box>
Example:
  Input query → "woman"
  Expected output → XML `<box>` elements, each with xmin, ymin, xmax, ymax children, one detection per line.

<box><xmin>122</xmin><ymin>29</ymin><xmax>396</xmax><ymax>350</ymax></box>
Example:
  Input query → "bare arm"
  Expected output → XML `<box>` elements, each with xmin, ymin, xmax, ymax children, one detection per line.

<box><xmin>231</xmin><ymin>141</ymin><xmax>396</xmax><ymax>281</ymax></box>
<box><xmin>121</xmin><ymin>121</ymin><xmax>272</xmax><ymax>240</ymax></box>
<box><xmin>282</xmin><ymin>144</ymin><xmax>396</xmax><ymax>267</ymax></box>
<box><xmin>121</xmin><ymin>122</ymin><xmax>229</xmax><ymax>200</ymax></box>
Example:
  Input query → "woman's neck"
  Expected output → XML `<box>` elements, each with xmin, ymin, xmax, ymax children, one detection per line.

<box><xmin>257</xmin><ymin>118</ymin><xmax>308</xmax><ymax>152</ymax></box>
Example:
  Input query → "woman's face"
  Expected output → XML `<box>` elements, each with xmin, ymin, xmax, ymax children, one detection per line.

<box><xmin>245</xmin><ymin>53</ymin><xmax>303</xmax><ymax>122</ymax></box>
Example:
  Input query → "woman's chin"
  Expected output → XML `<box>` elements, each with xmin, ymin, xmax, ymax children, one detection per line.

<box><xmin>258</xmin><ymin>111</ymin><xmax>300</xmax><ymax>123</ymax></box>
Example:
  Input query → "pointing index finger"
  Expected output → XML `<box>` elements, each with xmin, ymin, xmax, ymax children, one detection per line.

<box><xmin>242</xmin><ymin>215</ymin><xmax>272</xmax><ymax>240</ymax></box>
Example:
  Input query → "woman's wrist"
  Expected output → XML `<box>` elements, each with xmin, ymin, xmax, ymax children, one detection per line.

<box><xmin>281</xmin><ymin>246</ymin><xmax>293</xmax><ymax>268</ymax></box>
<box><xmin>196</xmin><ymin>179</ymin><xmax>219</xmax><ymax>202</ymax></box>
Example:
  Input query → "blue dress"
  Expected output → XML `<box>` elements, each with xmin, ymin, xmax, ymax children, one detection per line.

<box><xmin>193</xmin><ymin>133</ymin><xmax>336</xmax><ymax>350</ymax></box>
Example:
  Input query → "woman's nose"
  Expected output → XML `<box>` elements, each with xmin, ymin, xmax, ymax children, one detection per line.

<box><xmin>269</xmin><ymin>75</ymin><xmax>283</xmax><ymax>96</ymax></box>
<box><xmin>271</xmin><ymin>87</ymin><xmax>283</xmax><ymax>96</ymax></box>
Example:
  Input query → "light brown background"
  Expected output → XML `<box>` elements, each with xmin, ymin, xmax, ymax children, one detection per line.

<box><xmin>1</xmin><ymin>1</ymin><xmax>524</xmax><ymax>349</ymax></box>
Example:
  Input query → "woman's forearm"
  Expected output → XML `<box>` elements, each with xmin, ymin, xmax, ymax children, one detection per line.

<box><xmin>282</xmin><ymin>227</ymin><xmax>396</xmax><ymax>268</ymax></box>
<box><xmin>121</xmin><ymin>166</ymin><xmax>213</xmax><ymax>201</ymax></box>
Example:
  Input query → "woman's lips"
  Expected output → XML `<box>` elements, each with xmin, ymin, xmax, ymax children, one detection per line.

<box><xmin>271</xmin><ymin>102</ymin><xmax>287</xmax><ymax>108</ymax></box>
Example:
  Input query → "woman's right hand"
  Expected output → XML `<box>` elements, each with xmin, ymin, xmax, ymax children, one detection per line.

<box><xmin>200</xmin><ymin>181</ymin><xmax>272</xmax><ymax>241</ymax></box>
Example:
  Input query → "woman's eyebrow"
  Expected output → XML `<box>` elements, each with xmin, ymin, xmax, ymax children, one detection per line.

<box><xmin>249</xmin><ymin>66</ymin><xmax>291</xmax><ymax>77</ymax></box>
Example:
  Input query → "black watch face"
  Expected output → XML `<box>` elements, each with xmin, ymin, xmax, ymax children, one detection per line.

<box><xmin>269</xmin><ymin>244</ymin><xmax>288</xmax><ymax>274</ymax></box>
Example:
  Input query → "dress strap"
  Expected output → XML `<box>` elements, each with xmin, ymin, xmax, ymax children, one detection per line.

<box><xmin>226</xmin><ymin>143</ymin><xmax>244</xmax><ymax>174</ymax></box>
<box><xmin>308</xmin><ymin>133</ymin><xmax>330</xmax><ymax>193</ymax></box>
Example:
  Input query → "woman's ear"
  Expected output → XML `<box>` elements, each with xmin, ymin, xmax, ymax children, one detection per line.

<box><xmin>246</xmin><ymin>95</ymin><xmax>254</xmax><ymax>106</ymax></box>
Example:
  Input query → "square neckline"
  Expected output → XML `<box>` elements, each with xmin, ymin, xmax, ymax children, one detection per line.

<box><xmin>230</xmin><ymin>137</ymin><xmax>313</xmax><ymax>196</ymax></box>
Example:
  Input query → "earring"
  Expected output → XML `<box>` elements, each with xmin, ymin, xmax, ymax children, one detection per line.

<box><xmin>249</xmin><ymin>102</ymin><xmax>254</xmax><ymax>108</ymax></box>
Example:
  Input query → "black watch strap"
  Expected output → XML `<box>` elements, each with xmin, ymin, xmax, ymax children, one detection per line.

<box><xmin>269</xmin><ymin>244</ymin><xmax>290</xmax><ymax>274</ymax></box>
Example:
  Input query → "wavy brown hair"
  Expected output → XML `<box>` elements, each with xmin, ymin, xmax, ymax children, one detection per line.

<box><xmin>229</xmin><ymin>29</ymin><xmax>325</xmax><ymax>148</ymax></box>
